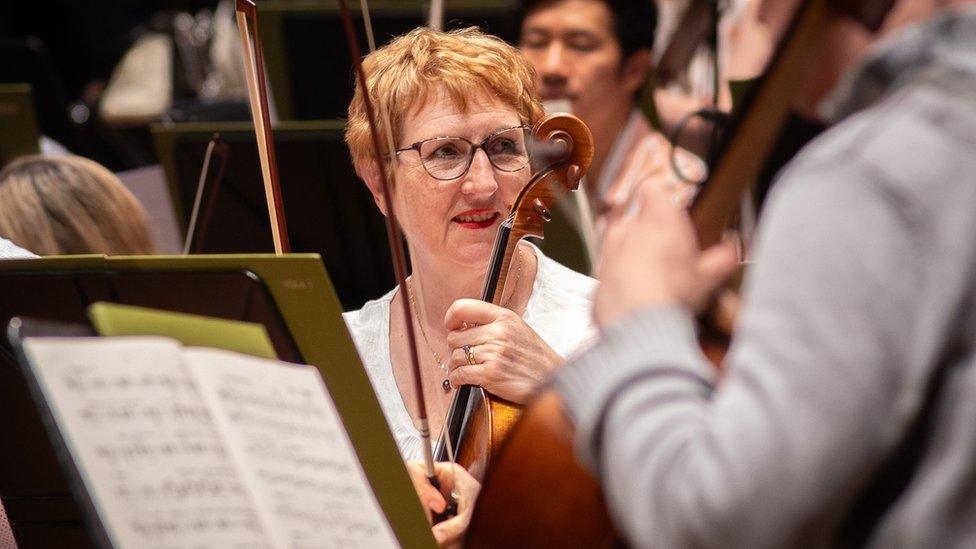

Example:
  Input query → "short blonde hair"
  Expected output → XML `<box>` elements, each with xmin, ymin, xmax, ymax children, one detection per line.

<box><xmin>0</xmin><ymin>154</ymin><xmax>156</xmax><ymax>255</ymax></box>
<box><xmin>345</xmin><ymin>26</ymin><xmax>544</xmax><ymax>172</ymax></box>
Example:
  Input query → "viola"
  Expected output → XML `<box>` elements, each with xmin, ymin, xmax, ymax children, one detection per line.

<box><xmin>436</xmin><ymin>114</ymin><xmax>593</xmax><ymax>479</ymax></box>
<box><xmin>466</xmin><ymin>1</ymin><xmax>896</xmax><ymax>546</ymax></box>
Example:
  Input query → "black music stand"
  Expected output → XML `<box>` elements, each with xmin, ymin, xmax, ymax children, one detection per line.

<box><xmin>0</xmin><ymin>268</ymin><xmax>299</xmax><ymax>549</ymax></box>
<box><xmin>152</xmin><ymin>121</ymin><xmax>395</xmax><ymax>310</ymax></box>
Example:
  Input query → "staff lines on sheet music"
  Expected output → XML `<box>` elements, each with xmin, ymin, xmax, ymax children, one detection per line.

<box><xmin>95</xmin><ymin>437</ymin><xmax>228</xmax><ymax>462</ymax></box>
<box><xmin>113</xmin><ymin>474</ymin><xmax>249</xmax><ymax>501</ymax></box>
<box><xmin>190</xmin><ymin>352</ymin><xmax>398</xmax><ymax>547</ymax></box>
<box><xmin>129</xmin><ymin>507</ymin><xmax>265</xmax><ymax>542</ymax></box>
<box><xmin>271</xmin><ymin>500</ymin><xmax>381</xmax><ymax>536</ymax></box>
<box><xmin>64</xmin><ymin>367</ymin><xmax>196</xmax><ymax>394</ymax></box>
<box><xmin>78</xmin><ymin>399</ymin><xmax>214</xmax><ymax>425</ymax></box>
<box><xmin>244</xmin><ymin>440</ymin><xmax>351</xmax><ymax>472</ymax></box>
<box><xmin>226</xmin><ymin>408</ymin><xmax>338</xmax><ymax>438</ymax></box>
<box><xmin>217</xmin><ymin>385</ymin><xmax>330</xmax><ymax>417</ymax></box>
<box><xmin>255</xmin><ymin>468</ymin><xmax>361</xmax><ymax>496</ymax></box>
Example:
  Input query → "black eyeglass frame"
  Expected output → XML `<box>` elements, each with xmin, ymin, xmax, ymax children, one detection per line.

<box><xmin>394</xmin><ymin>124</ymin><xmax>532</xmax><ymax>181</ymax></box>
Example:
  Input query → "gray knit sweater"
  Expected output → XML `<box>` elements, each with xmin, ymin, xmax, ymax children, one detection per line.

<box><xmin>556</xmin><ymin>7</ymin><xmax>976</xmax><ymax>548</ymax></box>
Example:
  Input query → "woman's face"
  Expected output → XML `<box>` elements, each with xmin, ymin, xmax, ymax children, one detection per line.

<box><xmin>387</xmin><ymin>87</ymin><xmax>530</xmax><ymax>271</ymax></box>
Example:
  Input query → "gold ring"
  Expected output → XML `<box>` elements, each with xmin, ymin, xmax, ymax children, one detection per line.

<box><xmin>463</xmin><ymin>344</ymin><xmax>475</xmax><ymax>365</ymax></box>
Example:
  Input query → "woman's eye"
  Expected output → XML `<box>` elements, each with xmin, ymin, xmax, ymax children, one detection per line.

<box><xmin>488</xmin><ymin>138</ymin><xmax>521</xmax><ymax>154</ymax></box>
<box><xmin>428</xmin><ymin>143</ymin><xmax>463</xmax><ymax>160</ymax></box>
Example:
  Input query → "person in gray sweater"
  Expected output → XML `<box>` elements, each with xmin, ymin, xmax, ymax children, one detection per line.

<box><xmin>555</xmin><ymin>2</ymin><xmax>976</xmax><ymax>547</ymax></box>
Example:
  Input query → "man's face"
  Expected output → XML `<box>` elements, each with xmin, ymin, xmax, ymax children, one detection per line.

<box><xmin>519</xmin><ymin>0</ymin><xmax>637</xmax><ymax>125</ymax></box>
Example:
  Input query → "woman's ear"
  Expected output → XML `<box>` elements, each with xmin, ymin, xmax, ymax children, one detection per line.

<box><xmin>358</xmin><ymin>160</ymin><xmax>389</xmax><ymax>216</ymax></box>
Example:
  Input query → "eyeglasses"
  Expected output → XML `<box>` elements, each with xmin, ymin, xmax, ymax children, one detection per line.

<box><xmin>395</xmin><ymin>125</ymin><xmax>532</xmax><ymax>181</ymax></box>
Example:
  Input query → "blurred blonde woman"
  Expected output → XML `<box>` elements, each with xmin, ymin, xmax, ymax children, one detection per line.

<box><xmin>0</xmin><ymin>154</ymin><xmax>155</xmax><ymax>255</ymax></box>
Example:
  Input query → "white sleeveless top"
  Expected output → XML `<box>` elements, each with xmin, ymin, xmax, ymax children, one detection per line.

<box><xmin>0</xmin><ymin>237</ymin><xmax>36</xmax><ymax>259</ymax></box>
<box><xmin>343</xmin><ymin>246</ymin><xmax>596</xmax><ymax>460</ymax></box>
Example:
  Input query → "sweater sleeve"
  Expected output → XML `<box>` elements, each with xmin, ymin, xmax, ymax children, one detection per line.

<box><xmin>555</xmin><ymin>143</ymin><xmax>976</xmax><ymax>547</ymax></box>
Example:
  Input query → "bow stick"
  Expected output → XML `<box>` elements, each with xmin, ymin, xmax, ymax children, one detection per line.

<box><xmin>336</xmin><ymin>0</ymin><xmax>454</xmax><ymax>520</ymax></box>
<box><xmin>357</xmin><ymin>0</ymin><xmax>398</xmax><ymax>163</ymax></box>
<box><xmin>183</xmin><ymin>133</ymin><xmax>229</xmax><ymax>254</ymax></box>
<box><xmin>428</xmin><ymin>0</ymin><xmax>444</xmax><ymax>31</ymax></box>
<box><xmin>358</xmin><ymin>0</ymin><xmax>377</xmax><ymax>52</ymax></box>
<box><xmin>235</xmin><ymin>0</ymin><xmax>290</xmax><ymax>254</ymax></box>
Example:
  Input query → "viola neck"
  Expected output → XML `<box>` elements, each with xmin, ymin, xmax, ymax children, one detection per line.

<box><xmin>435</xmin><ymin>215</ymin><xmax>518</xmax><ymax>462</ymax></box>
<box><xmin>480</xmin><ymin>217</ymin><xmax>515</xmax><ymax>305</ymax></box>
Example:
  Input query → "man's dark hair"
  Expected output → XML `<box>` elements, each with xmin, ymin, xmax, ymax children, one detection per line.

<box><xmin>515</xmin><ymin>0</ymin><xmax>658</xmax><ymax>62</ymax></box>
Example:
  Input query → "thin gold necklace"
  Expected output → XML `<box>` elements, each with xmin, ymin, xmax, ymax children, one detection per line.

<box><xmin>407</xmin><ymin>248</ymin><xmax>524</xmax><ymax>392</ymax></box>
<box><xmin>408</xmin><ymin>284</ymin><xmax>452</xmax><ymax>392</ymax></box>
<box><xmin>501</xmin><ymin>247</ymin><xmax>524</xmax><ymax>311</ymax></box>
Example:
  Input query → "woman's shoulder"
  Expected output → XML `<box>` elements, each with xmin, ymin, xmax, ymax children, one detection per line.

<box><xmin>533</xmin><ymin>247</ymin><xmax>597</xmax><ymax>307</ymax></box>
<box><xmin>527</xmin><ymin>247</ymin><xmax>598</xmax><ymax>357</ymax></box>
<box><xmin>342</xmin><ymin>288</ymin><xmax>396</xmax><ymax>349</ymax></box>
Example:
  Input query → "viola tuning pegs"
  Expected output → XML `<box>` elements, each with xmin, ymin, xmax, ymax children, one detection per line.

<box><xmin>567</xmin><ymin>164</ymin><xmax>581</xmax><ymax>184</ymax></box>
<box><xmin>533</xmin><ymin>198</ymin><xmax>552</xmax><ymax>222</ymax></box>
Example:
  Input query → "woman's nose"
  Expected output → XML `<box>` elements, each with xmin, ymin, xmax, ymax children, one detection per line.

<box><xmin>460</xmin><ymin>149</ymin><xmax>499</xmax><ymax>195</ymax></box>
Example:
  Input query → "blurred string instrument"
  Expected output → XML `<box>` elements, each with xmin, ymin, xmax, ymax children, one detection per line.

<box><xmin>466</xmin><ymin>1</ymin><xmax>896</xmax><ymax>546</ymax></box>
<box><xmin>435</xmin><ymin>115</ymin><xmax>593</xmax><ymax>480</ymax></box>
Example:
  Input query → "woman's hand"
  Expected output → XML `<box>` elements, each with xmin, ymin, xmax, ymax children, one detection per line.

<box><xmin>406</xmin><ymin>461</ymin><xmax>481</xmax><ymax>548</ymax></box>
<box><xmin>444</xmin><ymin>299</ymin><xmax>562</xmax><ymax>403</ymax></box>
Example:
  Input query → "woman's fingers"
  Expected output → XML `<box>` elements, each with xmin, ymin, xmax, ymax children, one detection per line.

<box><xmin>432</xmin><ymin>515</ymin><xmax>468</xmax><ymax>547</ymax></box>
<box><xmin>430</xmin><ymin>463</ymin><xmax>480</xmax><ymax>547</ymax></box>
<box><xmin>447</xmin><ymin>340</ymin><xmax>501</xmax><ymax>369</ymax></box>
<box><xmin>405</xmin><ymin>462</ymin><xmax>447</xmax><ymax>517</ymax></box>
<box><xmin>444</xmin><ymin>298</ymin><xmax>509</xmax><ymax>330</ymax></box>
<box><xmin>448</xmin><ymin>345</ymin><xmax>478</xmax><ymax>371</ymax></box>
<box><xmin>447</xmin><ymin>364</ymin><xmax>489</xmax><ymax>388</ymax></box>
<box><xmin>445</xmin><ymin>322</ymin><xmax>495</xmax><ymax>349</ymax></box>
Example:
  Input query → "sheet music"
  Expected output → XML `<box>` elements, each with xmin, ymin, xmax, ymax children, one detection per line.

<box><xmin>22</xmin><ymin>337</ymin><xmax>272</xmax><ymax>548</ymax></box>
<box><xmin>185</xmin><ymin>349</ymin><xmax>398</xmax><ymax>549</ymax></box>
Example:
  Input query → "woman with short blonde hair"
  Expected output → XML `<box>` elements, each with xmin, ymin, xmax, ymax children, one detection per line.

<box><xmin>0</xmin><ymin>154</ymin><xmax>155</xmax><ymax>255</ymax></box>
<box><xmin>342</xmin><ymin>26</ymin><xmax>597</xmax><ymax>544</ymax></box>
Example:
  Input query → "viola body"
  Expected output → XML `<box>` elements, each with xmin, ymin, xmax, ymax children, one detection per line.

<box><xmin>454</xmin><ymin>390</ymin><xmax>521</xmax><ymax>479</ymax></box>
<box><xmin>466</xmin><ymin>391</ymin><xmax>618</xmax><ymax>548</ymax></box>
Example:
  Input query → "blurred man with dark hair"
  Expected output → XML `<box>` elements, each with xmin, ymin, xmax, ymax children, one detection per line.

<box><xmin>517</xmin><ymin>0</ymin><xmax>703</xmax><ymax>252</ymax></box>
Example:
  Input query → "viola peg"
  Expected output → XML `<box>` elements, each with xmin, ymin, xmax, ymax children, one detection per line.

<box><xmin>533</xmin><ymin>198</ymin><xmax>552</xmax><ymax>222</ymax></box>
<box><xmin>567</xmin><ymin>164</ymin><xmax>581</xmax><ymax>184</ymax></box>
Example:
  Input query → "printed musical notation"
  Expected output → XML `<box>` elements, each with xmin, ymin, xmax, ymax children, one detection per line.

<box><xmin>22</xmin><ymin>337</ymin><xmax>399</xmax><ymax>549</ymax></box>
<box><xmin>187</xmin><ymin>348</ymin><xmax>398</xmax><ymax>548</ymax></box>
<box><xmin>23</xmin><ymin>337</ymin><xmax>275</xmax><ymax>548</ymax></box>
